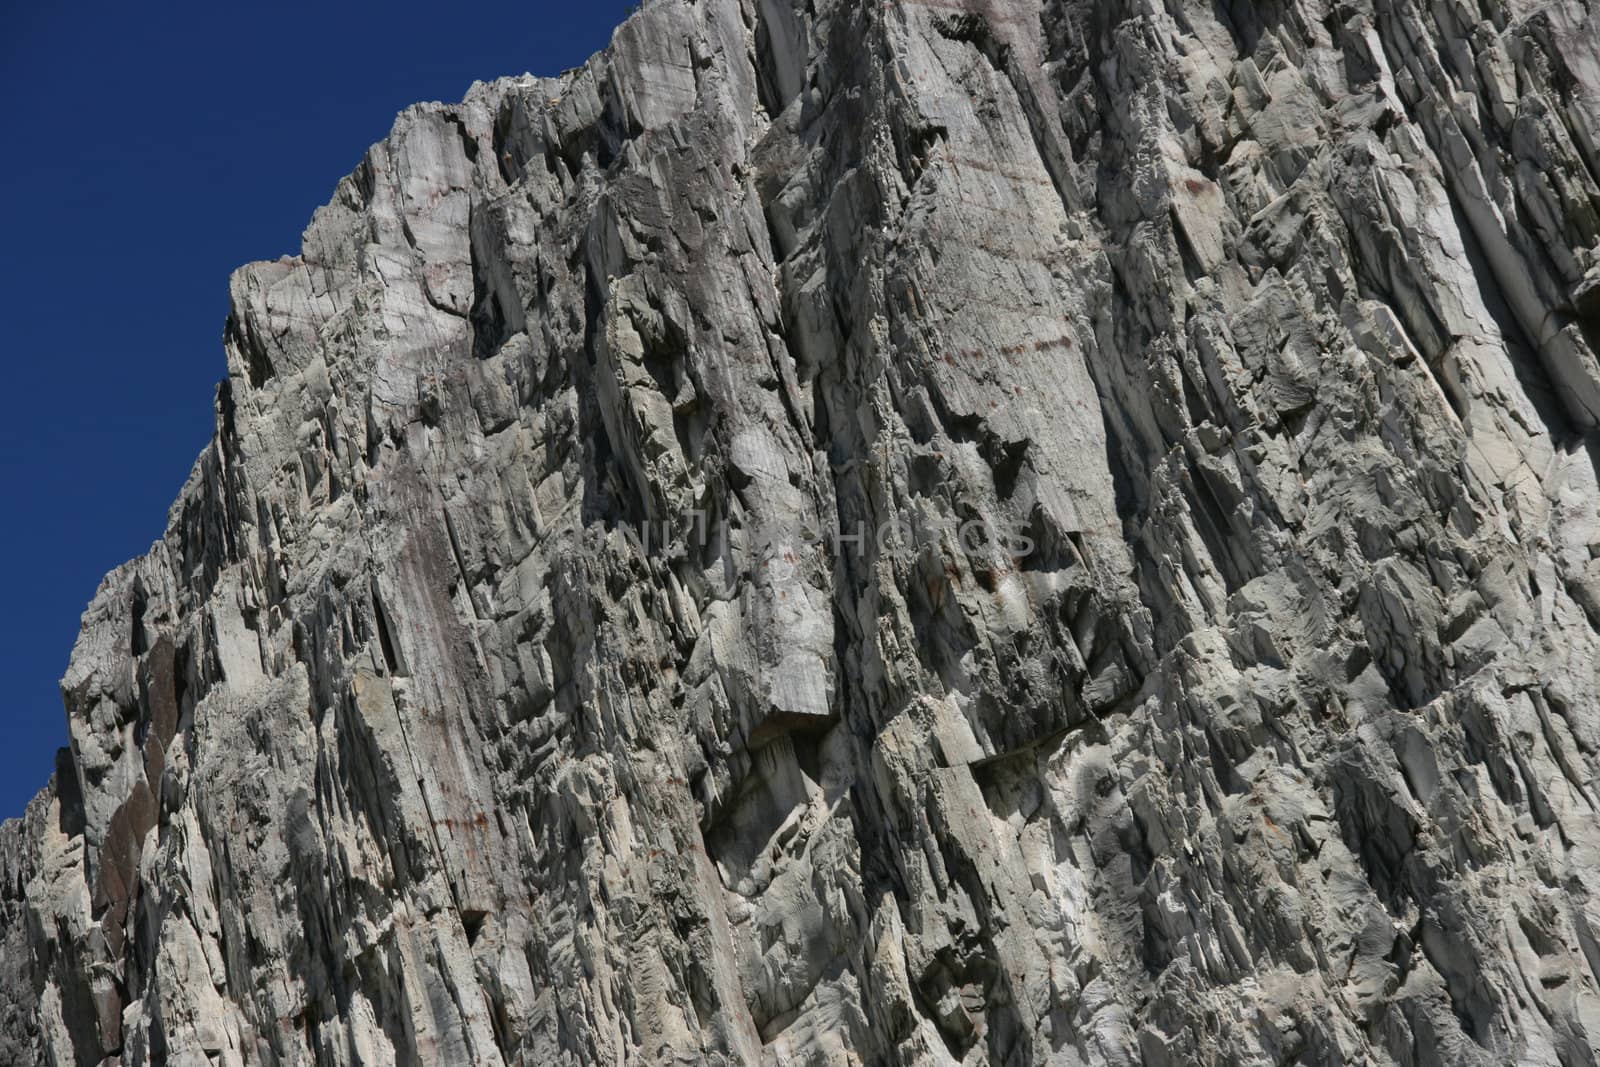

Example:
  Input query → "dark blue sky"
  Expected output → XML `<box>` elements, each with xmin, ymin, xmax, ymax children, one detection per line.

<box><xmin>0</xmin><ymin>1</ymin><xmax>632</xmax><ymax>818</ymax></box>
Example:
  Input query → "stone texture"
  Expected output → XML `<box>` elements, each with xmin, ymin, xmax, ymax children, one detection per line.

<box><xmin>6</xmin><ymin>0</ymin><xmax>1600</xmax><ymax>1063</ymax></box>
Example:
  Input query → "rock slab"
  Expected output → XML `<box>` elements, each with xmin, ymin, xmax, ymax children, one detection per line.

<box><xmin>7</xmin><ymin>0</ymin><xmax>1600</xmax><ymax>1063</ymax></box>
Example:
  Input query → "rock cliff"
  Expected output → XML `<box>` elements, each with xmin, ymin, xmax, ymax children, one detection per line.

<box><xmin>7</xmin><ymin>0</ymin><xmax>1600</xmax><ymax>1063</ymax></box>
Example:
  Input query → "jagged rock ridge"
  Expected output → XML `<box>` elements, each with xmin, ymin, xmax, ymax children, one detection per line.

<box><xmin>6</xmin><ymin>0</ymin><xmax>1600</xmax><ymax>1063</ymax></box>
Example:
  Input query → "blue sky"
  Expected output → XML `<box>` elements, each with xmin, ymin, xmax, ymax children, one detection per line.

<box><xmin>0</xmin><ymin>1</ymin><xmax>633</xmax><ymax>818</ymax></box>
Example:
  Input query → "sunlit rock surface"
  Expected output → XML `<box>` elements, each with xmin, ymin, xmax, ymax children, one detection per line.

<box><xmin>7</xmin><ymin>0</ymin><xmax>1600</xmax><ymax>1063</ymax></box>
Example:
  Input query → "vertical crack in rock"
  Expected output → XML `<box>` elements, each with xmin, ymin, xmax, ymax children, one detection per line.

<box><xmin>6</xmin><ymin>0</ymin><xmax>1600</xmax><ymax>1063</ymax></box>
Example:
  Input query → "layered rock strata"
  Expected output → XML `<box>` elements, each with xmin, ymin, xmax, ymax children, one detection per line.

<box><xmin>7</xmin><ymin>0</ymin><xmax>1600</xmax><ymax>1063</ymax></box>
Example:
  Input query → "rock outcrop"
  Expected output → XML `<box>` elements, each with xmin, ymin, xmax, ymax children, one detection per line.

<box><xmin>7</xmin><ymin>0</ymin><xmax>1600</xmax><ymax>1062</ymax></box>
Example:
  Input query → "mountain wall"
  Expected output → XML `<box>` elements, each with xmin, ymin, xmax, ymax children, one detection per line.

<box><xmin>6</xmin><ymin>0</ymin><xmax>1600</xmax><ymax>1063</ymax></box>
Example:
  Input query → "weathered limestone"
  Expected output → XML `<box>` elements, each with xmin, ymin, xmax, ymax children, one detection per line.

<box><xmin>6</xmin><ymin>0</ymin><xmax>1600</xmax><ymax>1063</ymax></box>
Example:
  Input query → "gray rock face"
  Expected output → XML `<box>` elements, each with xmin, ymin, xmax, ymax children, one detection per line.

<box><xmin>6</xmin><ymin>0</ymin><xmax>1600</xmax><ymax>1062</ymax></box>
